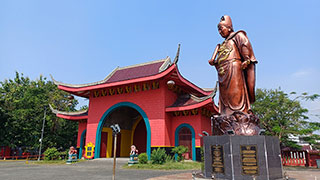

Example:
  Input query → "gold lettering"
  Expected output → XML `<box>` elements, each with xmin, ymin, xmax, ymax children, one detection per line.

<box><xmin>125</xmin><ymin>86</ymin><xmax>132</xmax><ymax>93</ymax></box>
<box><xmin>109</xmin><ymin>89</ymin><xmax>115</xmax><ymax>95</ymax></box>
<box><xmin>182</xmin><ymin>110</ymin><xmax>189</xmax><ymax>116</ymax></box>
<box><xmin>117</xmin><ymin>87</ymin><xmax>123</xmax><ymax>94</ymax></box>
<box><xmin>94</xmin><ymin>91</ymin><xmax>99</xmax><ymax>98</ymax></box>
<box><xmin>243</xmin><ymin>166</ymin><xmax>258</xmax><ymax>170</ymax></box>
<box><xmin>243</xmin><ymin>154</ymin><xmax>256</xmax><ymax>158</ymax></box>
<box><xmin>134</xmin><ymin>85</ymin><xmax>140</xmax><ymax>92</ymax></box>
<box><xmin>242</xmin><ymin>150</ymin><xmax>256</xmax><ymax>154</ymax></box>
<box><xmin>242</xmin><ymin>158</ymin><xmax>257</xmax><ymax>163</ymax></box>
<box><xmin>101</xmin><ymin>89</ymin><xmax>108</xmax><ymax>96</ymax></box>
<box><xmin>152</xmin><ymin>82</ymin><xmax>159</xmax><ymax>89</ymax></box>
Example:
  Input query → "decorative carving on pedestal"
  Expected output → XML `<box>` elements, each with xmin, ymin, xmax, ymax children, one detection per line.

<box><xmin>213</xmin><ymin>111</ymin><xmax>261</xmax><ymax>136</ymax></box>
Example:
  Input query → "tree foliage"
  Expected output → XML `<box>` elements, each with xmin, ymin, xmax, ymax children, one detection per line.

<box><xmin>0</xmin><ymin>72</ymin><xmax>78</xmax><ymax>152</ymax></box>
<box><xmin>252</xmin><ymin>88</ymin><xmax>320</xmax><ymax>149</ymax></box>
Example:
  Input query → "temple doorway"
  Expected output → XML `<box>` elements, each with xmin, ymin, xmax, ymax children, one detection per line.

<box><xmin>100</xmin><ymin>106</ymin><xmax>147</xmax><ymax>157</ymax></box>
<box><xmin>178</xmin><ymin>126</ymin><xmax>192</xmax><ymax>160</ymax></box>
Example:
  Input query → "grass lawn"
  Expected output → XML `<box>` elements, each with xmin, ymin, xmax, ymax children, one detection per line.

<box><xmin>123</xmin><ymin>161</ymin><xmax>202</xmax><ymax>170</ymax></box>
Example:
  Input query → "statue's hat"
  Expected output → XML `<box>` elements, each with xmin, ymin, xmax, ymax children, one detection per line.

<box><xmin>218</xmin><ymin>15</ymin><xmax>233</xmax><ymax>31</ymax></box>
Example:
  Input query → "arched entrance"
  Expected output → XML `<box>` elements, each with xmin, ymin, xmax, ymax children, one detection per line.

<box><xmin>178</xmin><ymin>127</ymin><xmax>192</xmax><ymax>159</ymax></box>
<box><xmin>79</xmin><ymin>129</ymin><xmax>86</xmax><ymax>159</ymax></box>
<box><xmin>132</xmin><ymin>118</ymin><xmax>147</xmax><ymax>153</ymax></box>
<box><xmin>95</xmin><ymin>102</ymin><xmax>151</xmax><ymax>159</ymax></box>
<box><xmin>175</xmin><ymin>123</ymin><xmax>196</xmax><ymax>161</ymax></box>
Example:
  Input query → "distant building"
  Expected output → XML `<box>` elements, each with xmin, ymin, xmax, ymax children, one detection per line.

<box><xmin>50</xmin><ymin>52</ymin><xmax>218</xmax><ymax>161</ymax></box>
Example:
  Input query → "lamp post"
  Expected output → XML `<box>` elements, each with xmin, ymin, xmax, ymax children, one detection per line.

<box><xmin>38</xmin><ymin>107</ymin><xmax>46</xmax><ymax>161</ymax></box>
<box><xmin>110</xmin><ymin>124</ymin><xmax>121</xmax><ymax>180</ymax></box>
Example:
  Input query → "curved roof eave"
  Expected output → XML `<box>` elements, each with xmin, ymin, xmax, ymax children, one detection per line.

<box><xmin>51</xmin><ymin>57</ymin><xmax>171</xmax><ymax>89</ymax></box>
<box><xmin>50</xmin><ymin>66</ymin><xmax>119</xmax><ymax>88</ymax></box>
<box><xmin>49</xmin><ymin>104</ymin><xmax>88</xmax><ymax>121</ymax></box>
<box><xmin>57</xmin><ymin>63</ymin><xmax>176</xmax><ymax>93</ymax></box>
<box><xmin>173</xmin><ymin>65</ymin><xmax>213</xmax><ymax>96</ymax></box>
<box><xmin>165</xmin><ymin>98</ymin><xmax>218</xmax><ymax>113</ymax></box>
<box><xmin>56</xmin><ymin>114</ymin><xmax>88</xmax><ymax>121</ymax></box>
<box><xmin>165</xmin><ymin>90</ymin><xmax>219</xmax><ymax>113</ymax></box>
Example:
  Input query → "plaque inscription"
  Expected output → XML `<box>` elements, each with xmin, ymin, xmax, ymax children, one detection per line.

<box><xmin>240</xmin><ymin>145</ymin><xmax>258</xmax><ymax>175</ymax></box>
<box><xmin>211</xmin><ymin>145</ymin><xmax>224</xmax><ymax>174</ymax></box>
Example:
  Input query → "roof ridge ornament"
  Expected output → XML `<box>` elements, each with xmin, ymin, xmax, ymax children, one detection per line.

<box><xmin>173</xmin><ymin>44</ymin><xmax>181</xmax><ymax>64</ymax></box>
<box><xmin>158</xmin><ymin>56</ymin><xmax>172</xmax><ymax>73</ymax></box>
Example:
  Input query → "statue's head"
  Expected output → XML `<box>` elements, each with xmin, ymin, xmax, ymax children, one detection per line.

<box><xmin>218</xmin><ymin>15</ymin><xmax>234</xmax><ymax>38</ymax></box>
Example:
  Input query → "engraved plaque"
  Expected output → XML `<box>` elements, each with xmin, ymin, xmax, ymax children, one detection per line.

<box><xmin>211</xmin><ymin>145</ymin><xmax>224</xmax><ymax>174</ymax></box>
<box><xmin>241</xmin><ymin>145</ymin><xmax>258</xmax><ymax>175</ymax></box>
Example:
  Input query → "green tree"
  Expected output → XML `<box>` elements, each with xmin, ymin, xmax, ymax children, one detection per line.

<box><xmin>0</xmin><ymin>72</ymin><xmax>78</xmax><ymax>152</ymax></box>
<box><xmin>252</xmin><ymin>88</ymin><xmax>320</xmax><ymax>149</ymax></box>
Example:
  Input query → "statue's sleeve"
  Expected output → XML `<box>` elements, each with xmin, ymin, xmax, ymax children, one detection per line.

<box><xmin>234</xmin><ymin>31</ymin><xmax>257</xmax><ymax>103</ymax></box>
<box><xmin>234</xmin><ymin>31</ymin><xmax>257</xmax><ymax>64</ymax></box>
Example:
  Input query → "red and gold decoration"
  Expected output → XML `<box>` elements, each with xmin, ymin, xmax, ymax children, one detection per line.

<box><xmin>92</xmin><ymin>81</ymin><xmax>160</xmax><ymax>98</ymax></box>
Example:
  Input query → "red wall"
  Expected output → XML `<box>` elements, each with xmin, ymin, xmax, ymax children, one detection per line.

<box><xmin>77</xmin><ymin>120</ymin><xmax>87</xmax><ymax>148</ymax></box>
<box><xmin>85</xmin><ymin>80</ymin><xmax>169</xmax><ymax>148</ymax></box>
<box><xmin>170</xmin><ymin>112</ymin><xmax>212</xmax><ymax>147</ymax></box>
<box><xmin>171</xmin><ymin>114</ymin><xmax>203</xmax><ymax>147</ymax></box>
<box><xmin>83</xmin><ymin>79</ymin><xmax>212</xmax><ymax>153</ymax></box>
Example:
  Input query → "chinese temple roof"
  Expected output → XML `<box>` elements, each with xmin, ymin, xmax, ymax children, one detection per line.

<box><xmin>51</xmin><ymin>45</ymin><xmax>213</xmax><ymax>98</ymax></box>
<box><xmin>51</xmin><ymin>57</ymin><xmax>171</xmax><ymax>89</ymax></box>
<box><xmin>107</xmin><ymin>58</ymin><xmax>171</xmax><ymax>83</ymax></box>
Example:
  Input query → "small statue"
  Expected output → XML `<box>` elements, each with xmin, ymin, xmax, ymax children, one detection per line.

<box><xmin>128</xmin><ymin>145</ymin><xmax>138</xmax><ymax>166</ymax></box>
<box><xmin>66</xmin><ymin>146</ymin><xmax>78</xmax><ymax>164</ymax></box>
<box><xmin>68</xmin><ymin>146</ymin><xmax>77</xmax><ymax>160</ymax></box>
<box><xmin>209</xmin><ymin>15</ymin><xmax>260</xmax><ymax>135</ymax></box>
<box><xmin>130</xmin><ymin>145</ymin><xmax>138</xmax><ymax>156</ymax></box>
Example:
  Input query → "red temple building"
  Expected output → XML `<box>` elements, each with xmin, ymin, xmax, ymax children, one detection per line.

<box><xmin>50</xmin><ymin>49</ymin><xmax>219</xmax><ymax>161</ymax></box>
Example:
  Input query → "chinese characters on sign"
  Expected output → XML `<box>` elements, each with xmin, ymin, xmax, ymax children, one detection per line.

<box><xmin>241</xmin><ymin>145</ymin><xmax>258</xmax><ymax>175</ymax></box>
<box><xmin>211</xmin><ymin>145</ymin><xmax>224</xmax><ymax>174</ymax></box>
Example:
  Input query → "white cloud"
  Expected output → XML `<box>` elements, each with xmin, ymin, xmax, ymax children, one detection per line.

<box><xmin>292</xmin><ymin>68</ymin><xmax>315</xmax><ymax>78</ymax></box>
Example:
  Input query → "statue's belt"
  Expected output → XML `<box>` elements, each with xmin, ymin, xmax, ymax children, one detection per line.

<box><xmin>218</xmin><ymin>58</ymin><xmax>241</xmax><ymax>66</ymax></box>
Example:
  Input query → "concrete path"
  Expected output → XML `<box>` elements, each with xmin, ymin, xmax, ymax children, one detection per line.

<box><xmin>0</xmin><ymin>159</ymin><xmax>190</xmax><ymax>180</ymax></box>
<box><xmin>148</xmin><ymin>167</ymin><xmax>320</xmax><ymax>180</ymax></box>
<box><xmin>0</xmin><ymin>159</ymin><xmax>319</xmax><ymax>180</ymax></box>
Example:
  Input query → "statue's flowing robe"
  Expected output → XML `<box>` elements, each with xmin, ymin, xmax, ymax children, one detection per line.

<box><xmin>215</xmin><ymin>31</ymin><xmax>257</xmax><ymax>115</ymax></box>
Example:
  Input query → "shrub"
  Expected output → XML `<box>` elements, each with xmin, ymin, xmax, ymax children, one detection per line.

<box><xmin>44</xmin><ymin>147</ymin><xmax>60</xmax><ymax>160</ymax></box>
<box><xmin>165</xmin><ymin>154</ymin><xmax>174</xmax><ymax>163</ymax></box>
<box><xmin>138</xmin><ymin>153</ymin><xmax>148</xmax><ymax>164</ymax></box>
<box><xmin>150</xmin><ymin>148</ymin><xmax>166</xmax><ymax>164</ymax></box>
<box><xmin>200</xmin><ymin>147</ymin><xmax>204</xmax><ymax>162</ymax></box>
<box><xmin>60</xmin><ymin>150</ymin><xmax>69</xmax><ymax>160</ymax></box>
<box><xmin>171</xmin><ymin>145</ymin><xmax>188</xmax><ymax>162</ymax></box>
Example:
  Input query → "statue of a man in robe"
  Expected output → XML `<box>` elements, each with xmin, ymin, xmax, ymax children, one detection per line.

<box><xmin>209</xmin><ymin>15</ymin><xmax>260</xmax><ymax>135</ymax></box>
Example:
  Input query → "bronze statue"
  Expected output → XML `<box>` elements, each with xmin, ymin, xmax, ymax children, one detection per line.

<box><xmin>209</xmin><ymin>15</ymin><xmax>260</xmax><ymax>136</ymax></box>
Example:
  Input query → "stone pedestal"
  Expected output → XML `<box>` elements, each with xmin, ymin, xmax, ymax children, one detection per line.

<box><xmin>203</xmin><ymin>135</ymin><xmax>283</xmax><ymax>180</ymax></box>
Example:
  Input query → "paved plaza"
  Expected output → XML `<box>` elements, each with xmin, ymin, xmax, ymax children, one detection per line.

<box><xmin>0</xmin><ymin>159</ymin><xmax>190</xmax><ymax>180</ymax></box>
<box><xmin>0</xmin><ymin>159</ymin><xmax>319</xmax><ymax>180</ymax></box>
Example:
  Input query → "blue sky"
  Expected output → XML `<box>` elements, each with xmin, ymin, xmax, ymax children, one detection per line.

<box><xmin>0</xmin><ymin>1</ymin><xmax>319</xmax><ymax>122</ymax></box>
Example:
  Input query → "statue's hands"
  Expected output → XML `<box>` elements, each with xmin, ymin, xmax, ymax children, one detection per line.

<box><xmin>208</xmin><ymin>59</ymin><xmax>215</xmax><ymax>66</ymax></box>
<box><xmin>241</xmin><ymin>60</ymin><xmax>250</xmax><ymax>69</ymax></box>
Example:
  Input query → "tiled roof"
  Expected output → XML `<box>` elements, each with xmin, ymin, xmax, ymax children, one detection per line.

<box><xmin>168</xmin><ymin>82</ymin><xmax>218</xmax><ymax>108</ymax></box>
<box><xmin>106</xmin><ymin>58</ymin><xmax>170</xmax><ymax>83</ymax></box>
<box><xmin>51</xmin><ymin>57</ymin><xmax>171</xmax><ymax>88</ymax></box>
<box><xmin>169</xmin><ymin>93</ymin><xmax>215</xmax><ymax>108</ymax></box>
